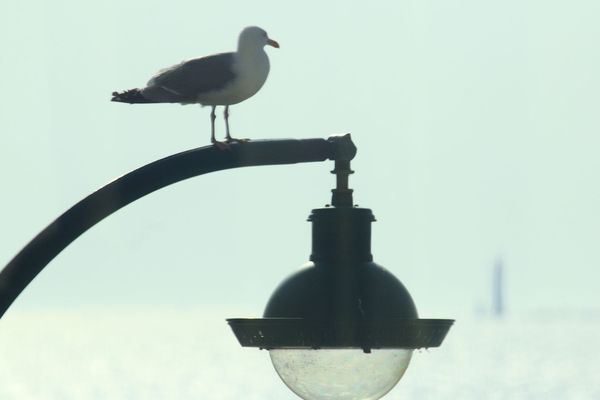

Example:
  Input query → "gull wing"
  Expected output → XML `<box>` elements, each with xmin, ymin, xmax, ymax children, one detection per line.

<box><xmin>142</xmin><ymin>52</ymin><xmax>236</xmax><ymax>103</ymax></box>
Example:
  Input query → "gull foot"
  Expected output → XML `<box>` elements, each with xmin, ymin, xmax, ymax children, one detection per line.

<box><xmin>226</xmin><ymin>137</ymin><xmax>250</xmax><ymax>144</ymax></box>
<box><xmin>213</xmin><ymin>141</ymin><xmax>231</xmax><ymax>151</ymax></box>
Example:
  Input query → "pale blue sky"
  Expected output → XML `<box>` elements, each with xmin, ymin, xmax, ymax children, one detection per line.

<box><xmin>1</xmin><ymin>0</ymin><xmax>599</xmax><ymax>318</ymax></box>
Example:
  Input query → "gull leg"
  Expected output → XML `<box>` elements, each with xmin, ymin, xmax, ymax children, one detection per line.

<box><xmin>210</xmin><ymin>106</ymin><xmax>217</xmax><ymax>143</ymax></box>
<box><xmin>224</xmin><ymin>105</ymin><xmax>249</xmax><ymax>143</ymax></box>
<box><xmin>224</xmin><ymin>106</ymin><xmax>234</xmax><ymax>142</ymax></box>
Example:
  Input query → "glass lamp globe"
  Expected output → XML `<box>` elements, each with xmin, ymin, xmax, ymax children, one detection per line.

<box><xmin>269</xmin><ymin>349</ymin><xmax>412</xmax><ymax>400</ymax></box>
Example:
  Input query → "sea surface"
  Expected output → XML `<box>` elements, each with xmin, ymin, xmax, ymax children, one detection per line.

<box><xmin>0</xmin><ymin>308</ymin><xmax>598</xmax><ymax>399</ymax></box>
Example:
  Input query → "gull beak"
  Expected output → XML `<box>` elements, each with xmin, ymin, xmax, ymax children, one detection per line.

<box><xmin>267</xmin><ymin>38</ymin><xmax>280</xmax><ymax>48</ymax></box>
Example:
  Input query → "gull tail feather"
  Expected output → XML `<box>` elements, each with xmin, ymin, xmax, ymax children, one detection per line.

<box><xmin>111</xmin><ymin>88</ymin><xmax>156</xmax><ymax>104</ymax></box>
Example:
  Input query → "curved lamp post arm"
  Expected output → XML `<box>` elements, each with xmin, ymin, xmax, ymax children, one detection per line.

<box><xmin>0</xmin><ymin>135</ymin><xmax>357</xmax><ymax>319</ymax></box>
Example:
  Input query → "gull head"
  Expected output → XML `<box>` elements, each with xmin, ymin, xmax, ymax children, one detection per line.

<box><xmin>238</xmin><ymin>26</ymin><xmax>280</xmax><ymax>50</ymax></box>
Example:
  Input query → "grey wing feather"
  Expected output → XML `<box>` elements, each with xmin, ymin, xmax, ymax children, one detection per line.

<box><xmin>142</xmin><ymin>52</ymin><xmax>236</xmax><ymax>103</ymax></box>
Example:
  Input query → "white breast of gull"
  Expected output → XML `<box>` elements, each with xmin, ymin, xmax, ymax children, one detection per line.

<box><xmin>111</xmin><ymin>26</ymin><xmax>279</xmax><ymax>148</ymax></box>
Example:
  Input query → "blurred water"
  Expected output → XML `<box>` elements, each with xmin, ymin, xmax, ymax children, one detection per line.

<box><xmin>0</xmin><ymin>308</ymin><xmax>598</xmax><ymax>399</ymax></box>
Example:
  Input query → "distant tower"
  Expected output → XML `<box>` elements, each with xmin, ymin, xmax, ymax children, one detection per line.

<box><xmin>492</xmin><ymin>258</ymin><xmax>504</xmax><ymax>317</ymax></box>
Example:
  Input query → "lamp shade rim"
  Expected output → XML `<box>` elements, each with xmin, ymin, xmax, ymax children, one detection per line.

<box><xmin>227</xmin><ymin>318</ymin><xmax>454</xmax><ymax>350</ymax></box>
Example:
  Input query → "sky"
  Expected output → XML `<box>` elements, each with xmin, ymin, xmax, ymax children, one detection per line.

<box><xmin>1</xmin><ymin>0</ymin><xmax>599</xmax><ymax>320</ymax></box>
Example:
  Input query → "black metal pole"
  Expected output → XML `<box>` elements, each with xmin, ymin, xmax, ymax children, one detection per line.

<box><xmin>0</xmin><ymin>135</ymin><xmax>357</xmax><ymax>319</ymax></box>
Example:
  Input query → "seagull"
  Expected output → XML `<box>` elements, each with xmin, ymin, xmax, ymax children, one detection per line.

<box><xmin>111</xmin><ymin>26</ymin><xmax>279</xmax><ymax>148</ymax></box>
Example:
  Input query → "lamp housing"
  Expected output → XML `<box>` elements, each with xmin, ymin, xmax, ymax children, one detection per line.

<box><xmin>228</xmin><ymin>206</ymin><xmax>453</xmax><ymax>351</ymax></box>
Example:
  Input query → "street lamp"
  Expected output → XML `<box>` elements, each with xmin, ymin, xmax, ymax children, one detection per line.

<box><xmin>0</xmin><ymin>135</ymin><xmax>453</xmax><ymax>400</ymax></box>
